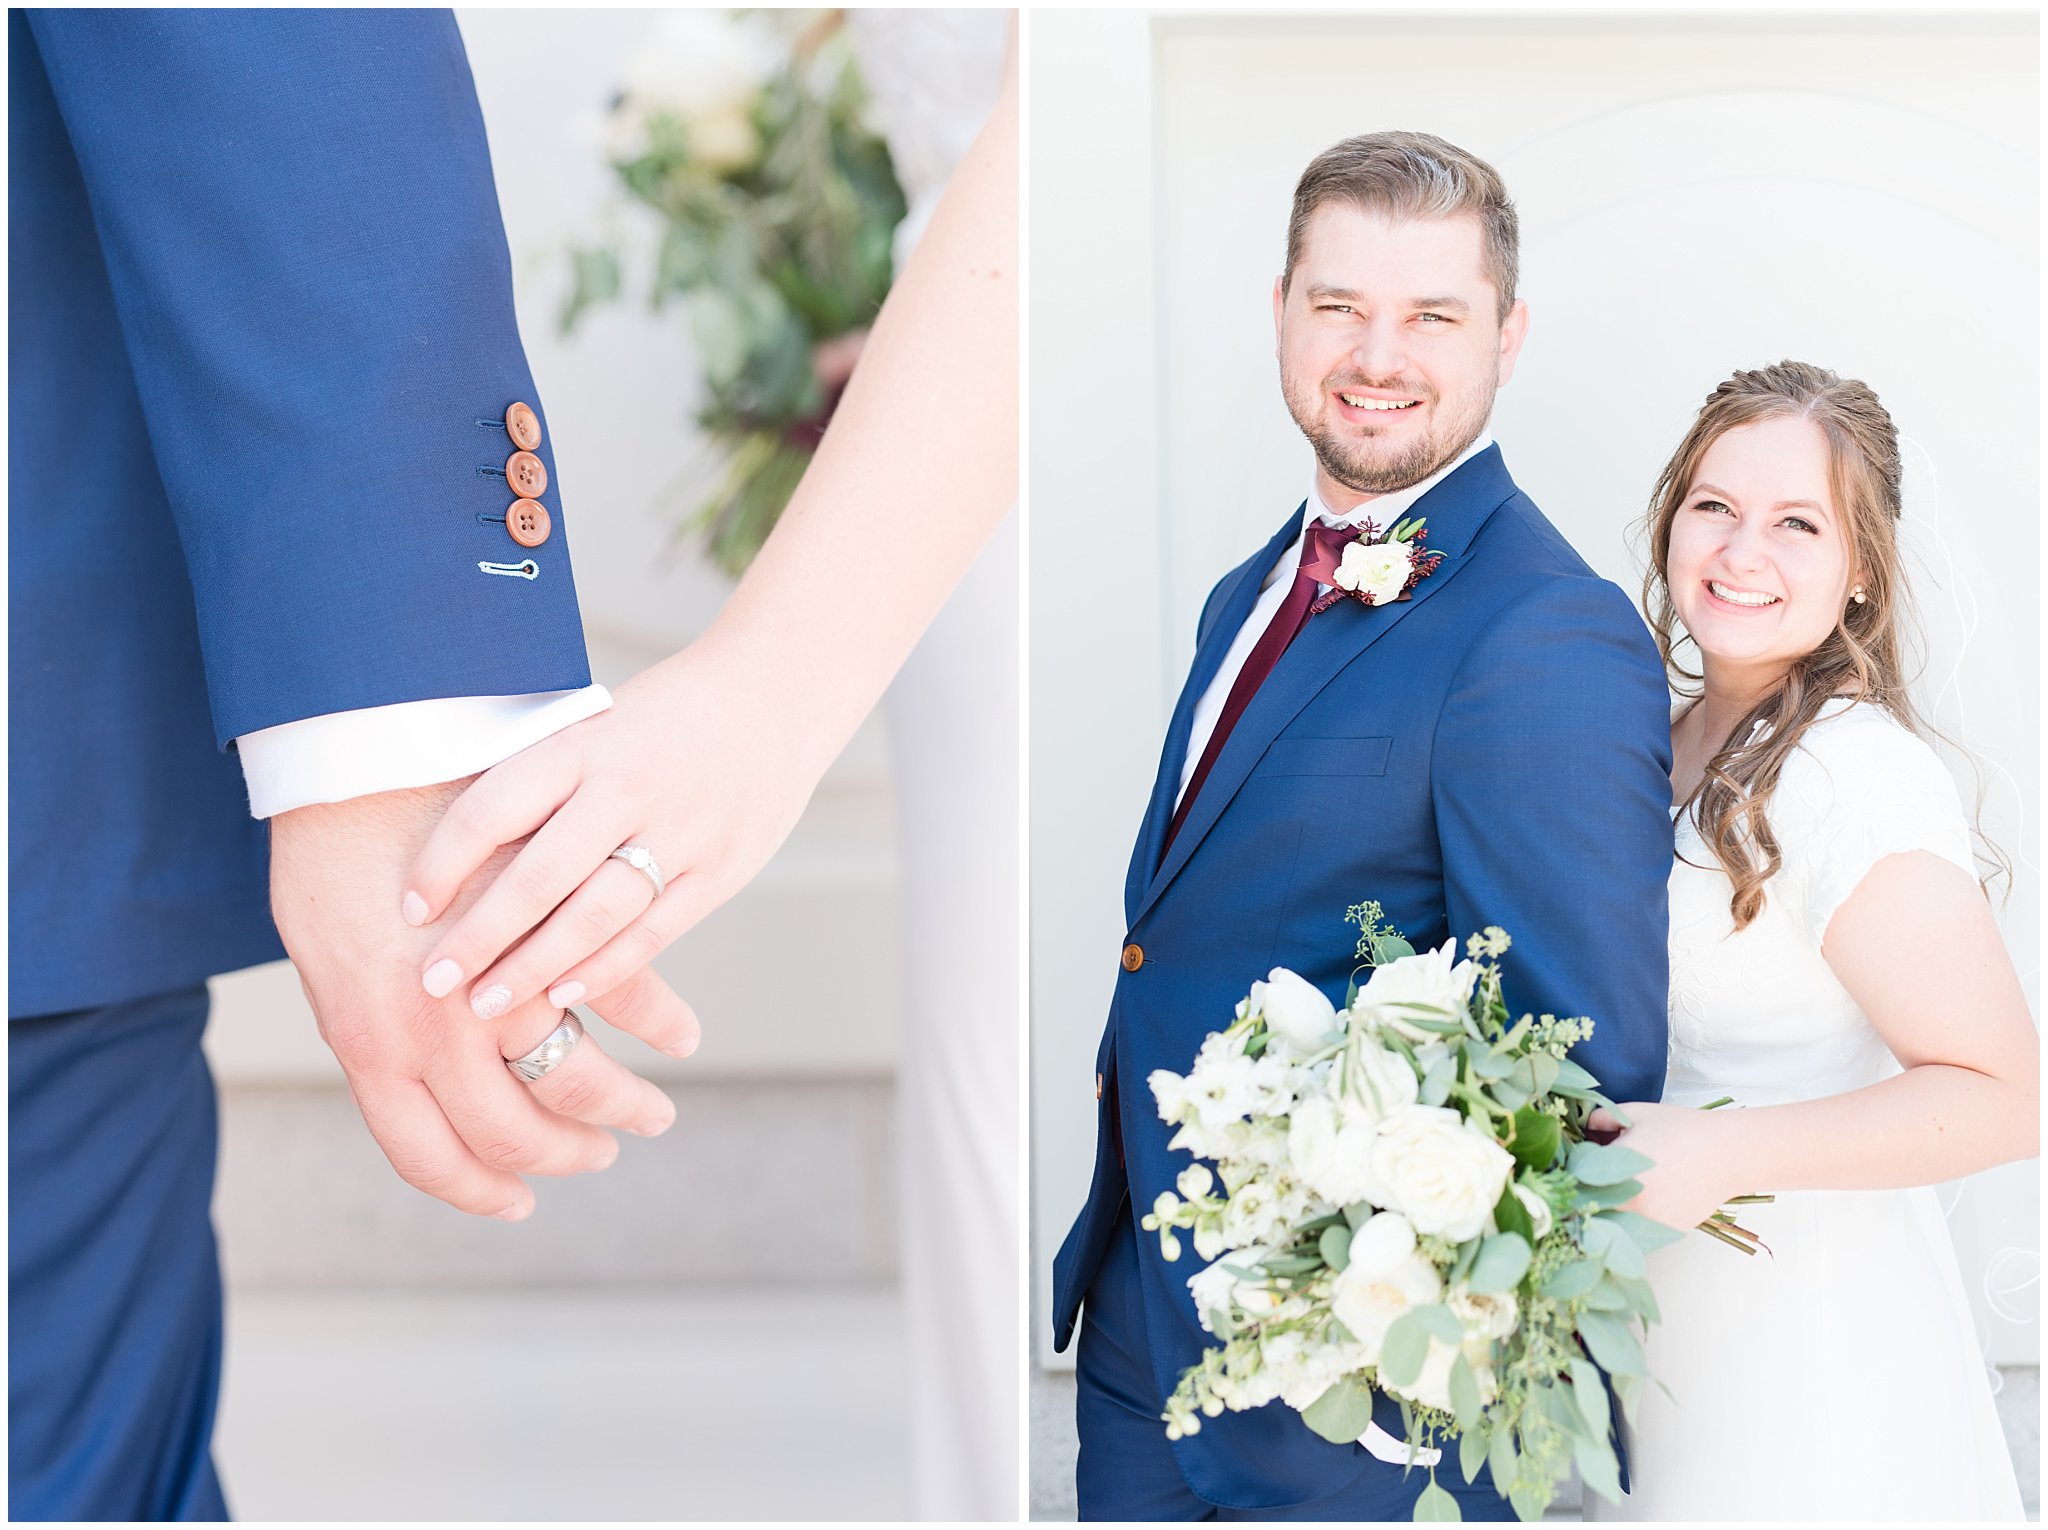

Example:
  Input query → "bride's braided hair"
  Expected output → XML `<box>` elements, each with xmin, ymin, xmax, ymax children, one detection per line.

<box><xmin>1643</xmin><ymin>361</ymin><xmax>1925</xmax><ymax>931</ymax></box>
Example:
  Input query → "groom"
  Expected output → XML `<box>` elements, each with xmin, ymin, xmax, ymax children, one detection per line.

<box><xmin>10</xmin><ymin>11</ymin><xmax>679</xmax><ymax>1519</ymax></box>
<box><xmin>1051</xmin><ymin>133</ymin><xmax>1674</xmax><ymax>1519</ymax></box>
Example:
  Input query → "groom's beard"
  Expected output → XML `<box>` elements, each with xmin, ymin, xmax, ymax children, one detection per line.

<box><xmin>1285</xmin><ymin>369</ymin><xmax>1495</xmax><ymax>497</ymax></box>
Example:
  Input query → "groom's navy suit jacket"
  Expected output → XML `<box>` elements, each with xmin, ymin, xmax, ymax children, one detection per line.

<box><xmin>9</xmin><ymin>10</ymin><xmax>591</xmax><ymax>1019</ymax></box>
<box><xmin>1052</xmin><ymin>447</ymin><xmax>1673</xmax><ymax>1511</ymax></box>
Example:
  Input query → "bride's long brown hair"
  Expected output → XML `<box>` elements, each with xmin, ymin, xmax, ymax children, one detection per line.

<box><xmin>1643</xmin><ymin>361</ymin><xmax>1927</xmax><ymax>931</ymax></box>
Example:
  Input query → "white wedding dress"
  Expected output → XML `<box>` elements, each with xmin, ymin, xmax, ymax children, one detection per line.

<box><xmin>847</xmin><ymin>11</ymin><xmax>1019</xmax><ymax>1522</ymax></box>
<box><xmin>1587</xmin><ymin>700</ymin><xmax>2023</xmax><ymax>1521</ymax></box>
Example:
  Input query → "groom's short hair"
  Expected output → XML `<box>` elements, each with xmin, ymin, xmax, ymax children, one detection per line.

<box><xmin>1284</xmin><ymin>132</ymin><xmax>1519</xmax><ymax>319</ymax></box>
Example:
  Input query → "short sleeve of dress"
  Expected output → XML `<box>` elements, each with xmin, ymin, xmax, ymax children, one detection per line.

<box><xmin>1770</xmin><ymin>704</ymin><xmax>1977</xmax><ymax>948</ymax></box>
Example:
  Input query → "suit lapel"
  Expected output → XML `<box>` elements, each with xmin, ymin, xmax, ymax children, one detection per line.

<box><xmin>1132</xmin><ymin>446</ymin><xmax>1518</xmax><ymax>924</ymax></box>
<box><xmin>1122</xmin><ymin>506</ymin><xmax>1304</xmax><ymax>919</ymax></box>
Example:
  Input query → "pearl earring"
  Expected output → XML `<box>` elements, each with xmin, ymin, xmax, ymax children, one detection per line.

<box><xmin>1850</xmin><ymin>586</ymin><xmax>1868</xmax><ymax>605</ymax></box>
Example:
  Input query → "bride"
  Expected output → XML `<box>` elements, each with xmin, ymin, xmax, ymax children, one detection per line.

<box><xmin>1585</xmin><ymin>361</ymin><xmax>2036</xmax><ymax>1520</ymax></box>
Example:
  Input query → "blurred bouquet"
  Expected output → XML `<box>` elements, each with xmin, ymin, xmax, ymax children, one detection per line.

<box><xmin>566</xmin><ymin>10</ymin><xmax>907</xmax><ymax>575</ymax></box>
<box><xmin>1142</xmin><ymin>902</ymin><xmax>1768</xmax><ymax>1522</ymax></box>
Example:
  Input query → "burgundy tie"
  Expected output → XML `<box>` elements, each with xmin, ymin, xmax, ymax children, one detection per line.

<box><xmin>1161</xmin><ymin>520</ymin><xmax>1360</xmax><ymax>856</ymax></box>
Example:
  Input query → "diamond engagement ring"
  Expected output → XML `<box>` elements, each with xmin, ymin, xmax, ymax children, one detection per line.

<box><xmin>609</xmin><ymin>843</ymin><xmax>664</xmax><ymax>899</ymax></box>
<box><xmin>505</xmin><ymin>1013</ymin><xmax>584</xmax><ymax>1083</ymax></box>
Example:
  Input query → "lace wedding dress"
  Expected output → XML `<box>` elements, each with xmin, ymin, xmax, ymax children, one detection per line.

<box><xmin>1588</xmin><ymin>700</ymin><xmax>2023</xmax><ymax>1521</ymax></box>
<box><xmin>846</xmin><ymin>11</ymin><xmax>1018</xmax><ymax>1522</ymax></box>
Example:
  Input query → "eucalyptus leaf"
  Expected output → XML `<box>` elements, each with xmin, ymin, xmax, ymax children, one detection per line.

<box><xmin>1612</xmin><ymin>1273</ymin><xmax>1663</xmax><ymax>1325</ymax></box>
<box><xmin>1528</xmin><ymin>1052</ymin><xmax>1560</xmax><ymax>1097</ymax></box>
<box><xmin>1449</xmin><ymin>1233</ymin><xmax>1481</xmax><ymax>1286</ymax></box>
<box><xmin>1458</xmin><ymin>1423</ymin><xmax>1490</xmax><ymax>1484</ymax></box>
<box><xmin>1613</xmin><ymin>1371</ymin><xmax>1645</xmax><ymax>1420</ymax></box>
<box><xmin>1449</xmin><ymin>1353</ymin><xmax>1483</xmax><ymax>1430</ymax></box>
<box><xmin>1538</xmin><ymin>1258</ymin><xmax>1602</xmax><ymax>1301</ymax></box>
<box><xmin>1380</xmin><ymin>1308</ymin><xmax>1435</xmax><ymax>1387</ymax></box>
<box><xmin>1508</xmin><ymin>1481</ymin><xmax>1550</xmax><ymax>1523</ymax></box>
<box><xmin>1505</xmin><ymin>1107</ymin><xmax>1560</xmax><ymax>1171</ymax></box>
<box><xmin>1568</xmin><ymin>1358</ymin><xmax>1612</xmax><ymax>1437</ymax></box>
<box><xmin>1551</xmin><ymin>1056</ymin><xmax>1599</xmax><ymax>1091</ymax></box>
<box><xmin>1567</xmin><ymin>1142</ymin><xmax>1655</xmax><ymax>1187</ymax></box>
<box><xmin>1538</xmin><ymin>1378</ymin><xmax>1588</xmax><ymax>1439</ymax></box>
<box><xmin>1345</xmin><ymin>1201</ymin><xmax>1375</xmax><ymax>1231</ymax></box>
<box><xmin>1574</xmin><ymin>1178</ymin><xmax>1643</xmax><ymax>1211</ymax></box>
<box><xmin>1261</xmin><ymin>1253</ymin><xmax>1323</xmax><ymax>1277</ymax></box>
<box><xmin>1466</xmin><ymin>1233</ymin><xmax>1532</xmax><ymax>1295</ymax></box>
<box><xmin>1303</xmin><ymin>1377</ymin><xmax>1378</xmax><ymax>1444</ymax></box>
<box><xmin>1577</xmin><ymin>1311</ymin><xmax>1647</xmax><ymax>1377</ymax></box>
<box><xmin>1602</xmin><ymin>1209</ymin><xmax>1687</xmax><ymax>1255</ymax></box>
<box><xmin>1413</xmin><ymin>1481</ymin><xmax>1462</xmax><ymax>1522</ymax></box>
<box><xmin>1373</xmin><ymin>934</ymin><xmax>1417</xmax><ymax>964</ymax></box>
<box><xmin>1487</xmin><ymin>1424</ymin><xmax>1517</xmax><ymax>1496</ymax></box>
<box><xmin>1419</xmin><ymin>1303</ymin><xmax>1466</xmax><ymax>1344</ymax></box>
<box><xmin>1582</xmin><ymin>1215</ymin><xmax>1645</xmax><ymax>1279</ymax></box>
<box><xmin>1573</xmin><ymin>1437</ymin><xmax>1623</xmax><ymax>1505</ymax></box>
<box><xmin>1580</xmin><ymin>1277</ymin><xmax>1630</xmax><ymax>1313</ymax></box>
<box><xmin>1488</xmin><ymin>1080</ymin><xmax>1531</xmax><ymax>1113</ymax></box>
<box><xmin>1420</xmin><ymin>1053</ymin><xmax>1458</xmax><ymax>1107</ymax></box>
<box><xmin>1321</xmin><ymin>1223</ymin><xmax>1354</xmax><ymax>1274</ymax></box>
<box><xmin>1468</xmin><ymin>1049</ymin><xmax>1514</xmax><ymax>1081</ymax></box>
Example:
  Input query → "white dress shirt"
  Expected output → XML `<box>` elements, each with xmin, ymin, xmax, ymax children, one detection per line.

<box><xmin>1174</xmin><ymin>433</ymin><xmax>1493</xmax><ymax>808</ymax></box>
<box><xmin>236</xmin><ymin>685</ymin><xmax>612</xmax><ymax>819</ymax></box>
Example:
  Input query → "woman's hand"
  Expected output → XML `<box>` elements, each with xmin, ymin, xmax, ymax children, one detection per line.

<box><xmin>399</xmin><ymin>635</ymin><xmax>834</xmax><ymax>1055</ymax></box>
<box><xmin>1587</xmin><ymin>1101</ymin><xmax>1748</xmax><ymax>1233</ymax></box>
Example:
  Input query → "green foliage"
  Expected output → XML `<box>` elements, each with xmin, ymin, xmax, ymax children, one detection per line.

<box><xmin>1466</xmin><ymin>1233</ymin><xmax>1532</xmax><ymax>1295</ymax></box>
<box><xmin>1302</xmin><ymin>1377</ymin><xmax>1377</xmax><ymax>1444</ymax></box>
<box><xmin>1414</xmin><ymin>1479</ymin><xmax>1463</xmax><ymax>1521</ymax></box>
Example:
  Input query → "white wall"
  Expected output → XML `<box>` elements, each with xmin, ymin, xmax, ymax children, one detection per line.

<box><xmin>1031</xmin><ymin>7</ymin><xmax>2039</xmax><ymax>1369</ymax></box>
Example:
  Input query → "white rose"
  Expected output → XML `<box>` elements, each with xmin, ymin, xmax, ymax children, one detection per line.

<box><xmin>1287</xmin><ymin>1096</ymin><xmax>1383</xmax><ymax>1207</ymax></box>
<box><xmin>1513</xmin><ymin>1182</ymin><xmax>1554</xmax><ymax>1241</ymax></box>
<box><xmin>1446</xmin><ymin>1284</ymin><xmax>1519</xmax><ymax>1342</ymax></box>
<box><xmin>617</xmin><ymin>12</ymin><xmax>779</xmax><ymax>171</ymax></box>
<box><xmin>1387</xmin><ymin>1335</ymin><xmax>1498</xmax><ymax>1413</ymax></box>
<box><xmin>1354</xmin><ymin>940</ymin><xmax>1481</xmax><ymax>1044</ymax></box>
<box><xmin>1356</xmin><ymin>1105</ymin><xmax>1516</xmax><ymax>1242</ymax></box>
<box><xmin>1251</xmin><ymin>968</ymin><xmax>1340</xmax><ymax>1054</ymax></box>
<box><xmin>1332</xmin><ymin>539</ymin><xmax>1416</xmax><ymax>605</ymax></box>
<box><xmin>1329</xmin><ymin>1211</ymin><xmax>1442</xmax><ymax>1363</ymax></box>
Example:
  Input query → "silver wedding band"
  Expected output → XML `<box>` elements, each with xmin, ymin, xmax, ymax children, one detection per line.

<box><xmin>505</xmin><ymin>1012</ymin><xmax>583</xmax><ymax>1083</ymax></box>
<box><xmin>609</xmin><ymin>843</ymin><xmax>664</xmax><ymax>899</ymax></box>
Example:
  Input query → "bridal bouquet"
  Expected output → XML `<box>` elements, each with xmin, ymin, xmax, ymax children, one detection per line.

<box><xmin>565</xmin><ymin>10</ymin><xmax>907</xmax><ymax>575</ymax></box>
<box><xmin>1143</xmin><ymin>903</ymin><xmax>1759</xmax><ymax>1522</ymax></box>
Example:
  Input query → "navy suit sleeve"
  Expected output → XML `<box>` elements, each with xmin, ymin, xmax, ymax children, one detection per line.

<box><xmin>1432</xmin><ymin>576</ymin><xmax>1672</xmax><ymax>1106</ymax></box>
<box><xmin>27</xmin><ymin>10</ymin><xmax>590</xmax><ymax>746</ymax></box>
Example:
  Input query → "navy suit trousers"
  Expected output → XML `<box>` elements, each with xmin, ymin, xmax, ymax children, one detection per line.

<box><xmin>9</xmin><ymin>988</ymin><xmax>229</xmax><ymax>1521</ymax></box>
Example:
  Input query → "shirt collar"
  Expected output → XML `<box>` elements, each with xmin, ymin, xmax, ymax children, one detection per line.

<box><xmin>1304</xmin><ymin>429</ymin><xmax>1495</xmax><ymax>536</ymax></box>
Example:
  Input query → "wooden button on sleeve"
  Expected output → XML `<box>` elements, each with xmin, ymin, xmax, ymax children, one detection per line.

<box><xmin>504</xmin><ymin>401</ymin><xmax>542</xmax><ymax>452</ymax></box>
<box><xmin>506</xmin><ymin>498</ymin><xmax>551</xmax><ymax>548</ymax></box>
<box><xmin>505</xmin><ymin>450</ymin><xmax>547</xmax><ymax>498</ymax></box>
<box><xmin>1121</xmin><ymin>943</ymin><xmax>1144</xmax><ymax>972</ymax></box>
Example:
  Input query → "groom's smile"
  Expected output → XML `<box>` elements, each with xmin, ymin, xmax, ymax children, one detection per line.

<box><xmin>1273</xmin><ymin>203</ymin><xmax>1528</xmax><ymax>512</ymax></box>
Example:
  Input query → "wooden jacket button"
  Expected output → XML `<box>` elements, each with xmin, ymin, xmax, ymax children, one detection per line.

<box><xmin>506</xmin><ymin>498</ymin><xmax>551</xmax><ymax>548</ymax></box>
<box><xmin>1121</xmin><ymin>943</ymin><xmax>1144</xmax><ymax>972</ymax></box>
<box><xmin>506</xmin><ymin>450</ymin><xmax>547</xmax><ymax>499</ymax></box>
<box><xmin>505</xmin><ymin>401</ymin><xmax>542</xmax><ymax>452</ymax></box>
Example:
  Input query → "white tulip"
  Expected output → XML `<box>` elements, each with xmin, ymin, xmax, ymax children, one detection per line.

<box><xmin>1251</xmin><ymin>968</ymin><xmax>1341</xmax><ymax>1054</ymax></box>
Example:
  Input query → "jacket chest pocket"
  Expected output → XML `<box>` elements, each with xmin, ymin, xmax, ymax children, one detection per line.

<box><xmin>1254</xmin><ymin>735</ymin><xmax>1393</xmax><ymax>779</ymax></box>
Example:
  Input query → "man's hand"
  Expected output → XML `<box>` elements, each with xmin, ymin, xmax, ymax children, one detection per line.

<box><xmin>270</xmin><ymin>779</ymin><xmax>680</xmax><ymax>1220</ymax></box>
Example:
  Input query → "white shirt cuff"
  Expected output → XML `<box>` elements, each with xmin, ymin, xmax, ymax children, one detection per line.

<box><xmin>235</xmin><ymin>684</ymin><xmax>614</xmax><ymax>819</ymax></box>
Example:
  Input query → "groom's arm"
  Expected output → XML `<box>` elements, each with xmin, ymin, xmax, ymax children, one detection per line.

<box><xmin>27</xmin><ymin>10</ymin><xmax>651</xmax><ymax>1206</ymax></box>
<box><xmin>27</xmin><ymin>9</ymin><xmax>591</xmax><ymax>741</ymax></box>
<box><xmin>1433</xmin><ymin>577</ymin><xmax>1672</xmax><ymax>1107</ymax></box>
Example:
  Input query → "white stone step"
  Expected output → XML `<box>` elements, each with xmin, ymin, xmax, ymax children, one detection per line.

<box><xmin>217</xmin><ymin>1287</ymin><xmax>908</xmax><ymax>1520</ymax></box>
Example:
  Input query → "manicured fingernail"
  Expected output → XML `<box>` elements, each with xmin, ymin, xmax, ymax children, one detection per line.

<box><xmin>548</xmin><ymin>980</ymin><xmax>586</xmax><ymax>1007</ymax></box>
<box><xmin>470</xmin><ymin>984</ymin><xmax>513</xmax><ymax>1021</ymax></box>
<box><xmin>665</xmin><ymin>1034</ymin><xmax>699</xmax><ymax>1060</ymax></box>
<box><xmin>422</xmin><ymin>958</ymin><xmax>463</xmax><ymax>998</ymax></box>
<box><xmin>493</xmin><ymin>1202</ymin><xmax>530</xmax><ymax>1222</ymax></box>
<box><xmin>400</xmin><ymin>890</ymin><xmax>429</xmax><ymax>927</ymax></box>
<box><xmin>633</xmin><ymin>1118</ymin><xmax>672</xmax><ymax>1138</ymax></box>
